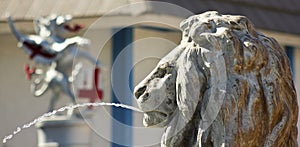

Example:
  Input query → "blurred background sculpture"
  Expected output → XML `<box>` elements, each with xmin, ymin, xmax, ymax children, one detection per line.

<box><xmin>134</xmin><ymin>11</ymin><xmax>298</xmax><ymax>147</ymax></box>
<box><xmin>8</xmin><ymin>14</ymin><xmax>101</xmax><ymax>113</ymax></box>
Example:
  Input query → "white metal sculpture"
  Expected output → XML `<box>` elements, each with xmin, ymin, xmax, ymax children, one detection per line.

<box><xmin>134</xmin><ymin>11</ymin><xmax>298</xmax><ymax>146</ymax></box>
<box><xmin>8</xmin><ymin>15</ymin><xmax>102</xmax><ymax>113</ymax></box>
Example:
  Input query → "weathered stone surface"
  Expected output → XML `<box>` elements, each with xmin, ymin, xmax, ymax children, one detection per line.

<box><xmin>134</xmin><ymin>11</ymin><xmax>298</xmax><ymax>147</ymax></box>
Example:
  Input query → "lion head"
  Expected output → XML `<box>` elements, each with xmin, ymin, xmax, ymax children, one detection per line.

<box><xmin>134</xmin><ymin>11</ymin><xmax>298</xmax><ymax>147</ymax></box>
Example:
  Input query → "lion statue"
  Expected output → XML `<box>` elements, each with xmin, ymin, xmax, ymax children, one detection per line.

<box><xmin>134</xmin><ymin>11</ymin><xmax>298</xmax><ymax>147</ymax></box>
<box><xmin>8</xmin><ymin>15</ymin><xmax>102</xmax><ymax>114</ymax></box>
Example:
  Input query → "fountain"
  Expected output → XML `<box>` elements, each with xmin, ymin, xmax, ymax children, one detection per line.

<box><xmin>5</xmin><ymin>11</ymin><xmax>298</xmax><ymax>147</ymax></box>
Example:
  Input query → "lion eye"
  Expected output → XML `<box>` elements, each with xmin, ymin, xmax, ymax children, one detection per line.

<box><xmin>151</xmin><ymin>63</ymin><xmax>175</xmax><ymax>79</ymax></box>
<box><xmin>207</xmin><ymin>23</ymin><xmax>212</xmax><ymax>29</ymax></box>
<box><xmin>153</xmin><ymin>67</ymin><xmax>167</xmax><ymax>78</ymax></box>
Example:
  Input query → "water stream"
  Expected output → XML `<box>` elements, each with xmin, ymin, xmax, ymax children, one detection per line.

<box><xmin>2</xmin><ymin>102</ymin><xmax>142</xmax><ymax>144</ymax></box>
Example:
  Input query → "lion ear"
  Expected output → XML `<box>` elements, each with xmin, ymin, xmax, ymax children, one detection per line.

<box><xmin>176</xmin><ymin>49</ymin><xmax>205</xmax><ymax>122</ymax></box>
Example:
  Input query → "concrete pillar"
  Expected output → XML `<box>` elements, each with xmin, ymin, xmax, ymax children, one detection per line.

<box><xmin>36</xmin><ymin>116</ymin><xmax>91</xmax><ymax>147</ymax></box>
<box><xmin>111</xmin><ymin>27</ymin><xmax>133</xmax><ymax>147</ymax></box>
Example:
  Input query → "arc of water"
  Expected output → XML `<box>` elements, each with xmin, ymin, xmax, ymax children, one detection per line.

<box><xmin>2</xmin><ymin>102</ymin><xmax>142</xmax><ymax>144</ymax></box>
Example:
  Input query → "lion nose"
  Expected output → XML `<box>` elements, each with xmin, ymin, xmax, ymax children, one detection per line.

<box><xmin>134</xmin><ymin>85</ymin><xmax>147</xmax><ymax>99</ymax></box>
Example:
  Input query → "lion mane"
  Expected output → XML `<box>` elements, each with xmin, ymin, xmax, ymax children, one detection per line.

<box><xmin>134</xmin><ymin>11</ymin><xmax>298</xmax><ymax>147</ymax></box>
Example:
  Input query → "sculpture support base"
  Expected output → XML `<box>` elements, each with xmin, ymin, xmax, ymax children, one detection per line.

<box><xmin>36</xmin><ymin>115</ymin><xmax>91</xmax><ymax>147</ymax></box>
